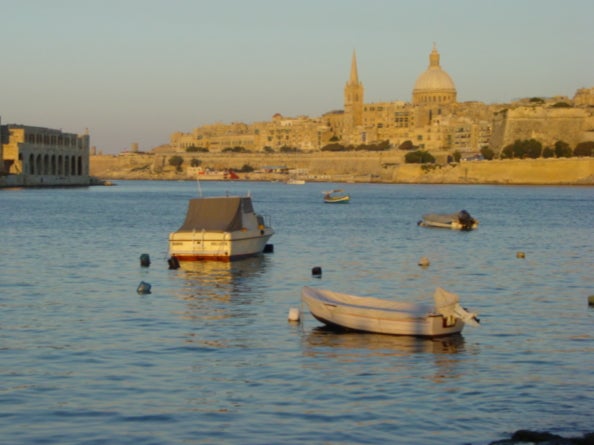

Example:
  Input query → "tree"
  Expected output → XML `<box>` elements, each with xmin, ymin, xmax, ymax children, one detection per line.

<box><xmin>190</xmin><ymin>158</ymin><xmax>202</xmax><ymax>167</ymax></box>
<box><xmin>542</xmin><ymin>146</ymin><xmax>555</xmax><ymax>158</ymax></box>
<box><xmin>501</xmin><ymin>139</ymin><xmax>542</xmax><ymax>159</ymax></box>
<box><xmin>574</xmin><ymin>141</ymin><xmax>594</xmax><ymax>157</ymax></box>
<box><xmin>405</xmin><ymin>150</ymin><xmax>435</xmax><ymax>164</ymax></box>
<box><xmin>500</xmin><ymin>144</ymin><xmax>514</xmax><ymax>159</ymax></box>
<box><xmin>480</xmin><ymin>146</ymin><xmax>495</xmax><ymax>160</ymax></box>
<box><xmin>321</xmin><ymin>143</ymin><xmax>347</xmax><ymax>152</ymax></box>
<box><xmin>169</xmin><ymin>155</ymin><xmax>184</xmax><ymax>172</ymax></box>
<box><xmin>238</xmin><ymin>164</ymin><xmax>254</xmax><ymax>172</ymax></box>
<box><xmin>554</xmin><ymin>141</ymin><xmax>572</xmax><ymax>158</ymax></box>
<box><xmin>452</xmin><ymin>150</ymin><xmax>461</xmax><ymax>162</ymax></box>
<box><xmin>524</xmin><ymin>139</ymin><xmax>542</xmax><ymax>159</ymax></box>
<box><xmin>398</xmin><ymin>140</ymin><xmax>415</xmax><ymax>151</ymax></box>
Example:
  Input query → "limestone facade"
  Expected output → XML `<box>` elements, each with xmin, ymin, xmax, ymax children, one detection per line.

<box><xmin>0</xmin><ymin>123</ymin><xmax>91</xmax><ymax>187</ymax></box>
<box><xmin>489</xmin><ymin>107</ymin><xmax>587</xmax><ymax>152</ymax></box>
<box><xmin>168</xmin><ymin>46</ymin><xmax>593</xmax><ymax>156</ymax></box>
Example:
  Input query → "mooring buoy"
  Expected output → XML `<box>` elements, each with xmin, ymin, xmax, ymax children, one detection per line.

<box><xmin>140</xmin><ymin>253</ymin><xmax>151</xmax><ymax>267</ymax></box>
<box><xmin>418</xmin><ymin>256</ymin><xmax>430</xmax><ymax>267</ymax></box>
<box><xmin>311</xmin><ymin>266</ymin><xmax>322</xmax><ymax>277</ymax></box>
<box><xmin>168</xmin><ymin>257</ymin><xmax>180</xmax><ymax>270</ymax></box>
<box><xmin>288</xmin><ymin>307</ymin><xmax>301</xmax><ymax>321</ymax></box>
<box><xmin>516</xmin><ymin>251</ymin><xmax>526</xmax><ymax>259</ymax></box>
<box><xmin>137</xmin><ymin>281</ymin><xmax>152</xmax><ymax>294</ymax></box>
<box><xmin>588</xmin><ymin>295</ymin><xmax>594</xmax><ymax>306</ymax></box>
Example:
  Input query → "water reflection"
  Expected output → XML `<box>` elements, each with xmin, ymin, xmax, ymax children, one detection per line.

<box><xmin>302</xmin><ymin>327</ymin><xmax>471</xmax><ymax>382</ymax></box>
<box><xmin>173</xmin><ymin>256</ymin><xmax>269</xmax><ymax>322</ymax></box>
<box><xmin>303</xmin><ymin>326</ymin><xmax>467</xmax><ymax>356</ymax></box>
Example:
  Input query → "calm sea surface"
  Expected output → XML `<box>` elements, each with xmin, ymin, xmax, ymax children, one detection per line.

<box><xmin>1</xmin><ymin>180</ymin><xmax>593</xmax><ymax>444</ymax></box>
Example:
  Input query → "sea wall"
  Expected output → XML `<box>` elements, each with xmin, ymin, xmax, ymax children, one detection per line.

<box><xmin>89</xmin><ymin>152</ymin><xmax>594</xmax><ymax>185</ymax></box>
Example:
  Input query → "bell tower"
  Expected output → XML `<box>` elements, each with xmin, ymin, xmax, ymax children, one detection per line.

<box><xmin>344</xmin><ymin>51</ymin><xmax>364</xmax><ymax>128</ymax></box>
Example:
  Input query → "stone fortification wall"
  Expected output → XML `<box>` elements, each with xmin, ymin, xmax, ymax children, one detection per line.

<box><xmin>490</xmin><ymin>107</ymin><xmax>587</xmax><ymax>152</ymax></box>
<box><xmin>392</xmin><ymin>158</ymin><xmax>594</xmax><ymax>184</ymax></box>
<box><xmin>90</xmin><ymin>152</ymin><xmax>594</xmax><ymax>185</ymax></box>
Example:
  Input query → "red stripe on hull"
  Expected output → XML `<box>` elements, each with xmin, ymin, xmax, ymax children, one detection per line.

<box><xmin>173</xmin><ymin>252</ymin><xmax>262</xmax><ymax>263</ymax></box>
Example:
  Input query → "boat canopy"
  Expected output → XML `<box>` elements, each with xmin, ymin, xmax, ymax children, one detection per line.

<box><xmin>174</xmin><ymin>196</ymin><xmax>254</xmax><ymax>232</ymax></box>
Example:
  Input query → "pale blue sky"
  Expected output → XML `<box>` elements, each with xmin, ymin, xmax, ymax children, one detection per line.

<box><xmin>1</xmin><ymin>0</ymin><xmax>592</xmax><ymax>153</ymax></box>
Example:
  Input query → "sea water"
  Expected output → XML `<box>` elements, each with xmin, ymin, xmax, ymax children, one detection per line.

<box><xmin>0</xmin><ymin>180</ymin><xmax>593</xmax><ymax>444</ymax></box>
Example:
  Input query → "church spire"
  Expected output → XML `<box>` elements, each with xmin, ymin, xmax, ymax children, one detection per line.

<box><xmin>344</xmin><ymin>50</ymin><xmax>364</xmax><ymax>129</ymax></box>
<box><xmin>349</xmin><ymin>50</ymin><xmax>359</xmax><ymax>84</ymax></box>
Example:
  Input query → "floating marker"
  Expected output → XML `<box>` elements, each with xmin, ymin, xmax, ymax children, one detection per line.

<box><xmin>588</xmin><ymin>295</ymin><xmax>594</xmax><ymax>306</ymax></box>
<box><xmin>288</xmin><ymin>307</ymin><xmax>301</xmax><ymax>321</ymax></box>
<box><xmin>516</xmin><ymin>251</ymin><xmax>526</xmax><ymax>259</ymax></box>
<box><xmin>311</xmin><ymin>266</ymin><xmax>322</xmax><ymax>277</ymax></box>
<box><xmin>418</xmin><ymin>256</ymin><xmax>430</xmax><ymax>267</ymax></box>
<box><xmin>140</xmin><ymin>253</ymin><xmax>151</xmax><ymax>267</ymax></box>
<box><xmin>168</xmin><ymin>257</ymin><xmax>180</xmax><ymax>270</ymax></box>
<box><xmin>137</xmin><ymin>281</ymin><xmax>152</xmax><ymax>294</ymax></box>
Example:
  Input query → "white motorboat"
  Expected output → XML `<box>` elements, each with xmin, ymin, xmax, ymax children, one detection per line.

<box><xmin>168</xmin><ymin>195</ymin><xmax>274</xmax><ymax>265</ymax></box>
<box><xmin>301</xmin><ymin>286</ymin><xmax>479</xmax><ymax>337</ymax></box>
<box><xmin>417</xmin><ymin>210</ymin><xmax>479</xmax><ymax>230</ymax></box>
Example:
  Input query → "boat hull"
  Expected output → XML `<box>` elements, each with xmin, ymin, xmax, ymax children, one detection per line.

<box><xmin>301</xmin><ymin>286</ymin><xmax>465</xmax><ymax>337</ymax></box>
<box><xmin>169</xmin><ymin>229</ymin><xmax>273</xmax><ymax>263</ymax></box>
<box><xmin>418</xmin><ymin>210</ymin><xmax>479</xmax><ymax>230</ymax></box>
<box><xmin>418</xmin><ymin>220</ymin><xmax>478</xmax><ymax>230</ymax></box>
<box><xmin>324</xmin><ymin>196</ymin><xmax>350</xmax><ymax>204</ymax></box>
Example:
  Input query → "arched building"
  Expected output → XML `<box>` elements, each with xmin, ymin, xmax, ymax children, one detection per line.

<box><xmin>0</xmin><ymin>123</ymin><xmax>91</xmax><ymax>187</ymax></box>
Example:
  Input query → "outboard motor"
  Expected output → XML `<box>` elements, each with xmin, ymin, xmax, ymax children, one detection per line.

<box><xmin>458</xmin><ymin>210</ymin><xmax>475</xmax><ymax>231</ymax></box>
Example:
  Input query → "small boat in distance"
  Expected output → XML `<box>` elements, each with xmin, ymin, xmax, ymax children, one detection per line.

<box><xmin>417</xmin><ymin>210</ymin><xmax>478</xmax><ymax>230</ymax></box>
<box><xmin>323</xmin><ymin>189</ymin><xmax>350</xmax><ymax>204</ymax></box>
<box><xmin>168</xmin><ymin>194</ymin><xmax>274</xmax><ymax>265</ymax></box>
<box><xmin>301</xmin><ymin>286</ymin><xmax>479</xmax><ymax>337</ymax></box>
<box><xmin>286</xmin><ymin>178</ymin><xmax>306</xmax><ymax>185</ymax></box>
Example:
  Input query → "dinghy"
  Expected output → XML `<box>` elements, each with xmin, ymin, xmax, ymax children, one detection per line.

<box><xmin>418</xmin><ymin>210</ymin><xmax>478</xmax><ymax>230</ymax></box>
<box><xmin>301</xmin><ymin>286</ymin><xmax>479</xmax><ymax>337</ymax></box>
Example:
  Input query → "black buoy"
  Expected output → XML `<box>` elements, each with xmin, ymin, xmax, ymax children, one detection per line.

<box><xmin>140</xmin><ymin>253</ymin><xmax>151</xmax><ymax>267</ymax></box>
<box><xmin>311</xmin><ymin>266</ymin><xmax>322</xmax><ymax>278</ymax></box>
<box><xmin>168</xmin><ymin>257</ymin><xmax>180</xmax><ymax>270</ymax></box>
<box><xmin>263</xmin><ymin>244</ymin><xmax>274</xmax><ymax>254</ymax></box>
<box><xmin>137</xmin><ymin>281</ymin><xmax>151</xmax><ymax>294</ymax></box>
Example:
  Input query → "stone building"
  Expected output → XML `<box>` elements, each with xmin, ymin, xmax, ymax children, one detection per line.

<box><xmin>168</xmin><ymin>45</ymin><xmax>592</xmax><ymax>156</ymax></box>
<box><xmin>0</xmin><ymin>121</ymin><xmax>91</xmax><ymax>187</ymax></box>
<box><xmin>489</xmin><ymin>106</ymin><xmax>587</xmax><ymax>152</ymax></box>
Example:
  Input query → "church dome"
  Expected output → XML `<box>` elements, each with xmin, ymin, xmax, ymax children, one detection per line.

<box><xmin>412</xmin><ymin>45</ymin><xmax>457</xmax><ymax>105</ymax></box>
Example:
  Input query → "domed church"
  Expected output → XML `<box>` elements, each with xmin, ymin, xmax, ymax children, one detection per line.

<box><xmin>412</xmin><ymin>44</ymin><xmax>457</xmax><ymax>105</ymax></box>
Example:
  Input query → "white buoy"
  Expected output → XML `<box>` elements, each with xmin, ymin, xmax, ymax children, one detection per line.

<box><xmin>288</xmin><ymin>307</ymin><xmax>301</xmax><ymax>322</ymax></box>
<box><xmin>418</xmin><ymin>256</ymin><xmax>430</xmax><ymax>267</ymax></box>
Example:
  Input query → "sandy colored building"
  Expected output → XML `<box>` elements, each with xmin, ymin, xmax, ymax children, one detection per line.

<box><xmin>168</xmin><ymin>45</ymin><xmax>593</xmax><ymax>157</ymax></box>
<box><xmin>0</xmin><ymin>120</ymin><xmax>91</xmax><ymax>187</ymax></box>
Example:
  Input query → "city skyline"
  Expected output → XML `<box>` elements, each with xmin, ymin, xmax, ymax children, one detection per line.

<box><xmin>1</xmin><ymin>0</ymin><xmax>593</xmax><ymax>154</ymax></box>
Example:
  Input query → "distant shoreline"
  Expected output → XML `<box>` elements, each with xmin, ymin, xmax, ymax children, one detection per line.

<box><xmin>90</xmin><ymin>152</ymin><xmax>594</xmax><ymax>186</ymax></box>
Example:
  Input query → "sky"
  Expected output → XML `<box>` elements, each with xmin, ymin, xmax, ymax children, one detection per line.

<box><xmin>1</xmin><ymin>0</ymin><xmax>593</xmax><ymax>154</ymax></box>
